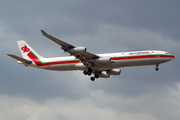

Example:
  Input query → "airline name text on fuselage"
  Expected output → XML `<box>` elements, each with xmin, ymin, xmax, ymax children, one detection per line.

<box><xmin>129</xmin><ymin>51</ymin><xmax>150</xmax><ymax>55</ymax></box>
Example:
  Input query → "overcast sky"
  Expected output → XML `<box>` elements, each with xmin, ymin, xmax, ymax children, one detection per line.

<box><xmin>0</xmin><ymin>0</ymin><xmax>180</xmax><ymax>120</ymax></box>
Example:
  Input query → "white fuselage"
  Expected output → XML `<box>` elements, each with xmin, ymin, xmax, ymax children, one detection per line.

<box><xmin>26</xmin><ymin>50</ymin><xmax>174</xmax><ymax>71</ymax></box>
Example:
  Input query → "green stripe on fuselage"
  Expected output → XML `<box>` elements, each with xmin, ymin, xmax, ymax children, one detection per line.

<box><xmin>30</xmin><ymin>51</ymin><xmax>43</xmax><ymax>63</ymax></box>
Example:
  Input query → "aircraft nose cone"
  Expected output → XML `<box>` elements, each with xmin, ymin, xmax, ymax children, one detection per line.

<box><xmin>169</xmin><ymin>55</ymin><xmax>175</xmax><ymax>60</ymax></box>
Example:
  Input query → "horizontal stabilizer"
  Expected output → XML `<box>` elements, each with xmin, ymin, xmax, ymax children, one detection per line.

<box><xmin>7</xmin><ymin>54</ymin><xmax>32</xmax><ymax>64</ymax></box>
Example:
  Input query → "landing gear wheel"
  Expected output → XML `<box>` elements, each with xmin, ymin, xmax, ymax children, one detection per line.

<box><xmin>83</xmin><ymin>71</ymin><xmax>88</xmax><ymax>75</ymax></box>
<box><xmin>90</xmin><ymin>77</ymin><xmax>95</xmax><ymax>81</ymax></box>
<box><xmin>95</xmin><ymin>75</ymin><xmax>99</xmax><ymax>79</ymax></box>
<box><xmin>155</xmin><ymin>67</ymin><xmax>159</xmax><ymax>71</ymax></box>
<box><xmin>87</xmin><ymin>68</ymin><xmax>92</xmax><ymax>76</ymax></box>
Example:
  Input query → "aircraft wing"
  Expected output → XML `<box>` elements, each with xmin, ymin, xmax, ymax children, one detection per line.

<box><xmin>41</xmin><ymin>30</ymin><xmax>99</xmax><ymax>66</ymax></box>
<box><xmin>41</xmin><ymin>30</ymin><xmax>74</xmax><ymax>49</ymax></box>
<box><xmin>7</xmin><ymin>54</ymin><xmax>32</xmax><ymax>64</ymax></box>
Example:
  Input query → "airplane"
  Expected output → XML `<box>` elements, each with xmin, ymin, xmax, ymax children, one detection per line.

<box><xmin>7</xmin><ymin>30</ymin><xmax>175</xmax><ymax>81</ymax></box>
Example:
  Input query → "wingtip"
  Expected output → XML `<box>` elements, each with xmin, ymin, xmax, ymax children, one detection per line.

<box><xmin>41</xmin><ymin>30</ymin><xmax>48</xmax><ymax>36</ymax></box>
<box><xmin>7</xmin><ymin>54</ymin><xmax>12</xmax><ymax>56</ymax></box>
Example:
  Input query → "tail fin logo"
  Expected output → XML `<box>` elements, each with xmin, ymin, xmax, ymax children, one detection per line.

<box><xmin>21</xmin><ymin>45</ymin><xmax>30</xmax><ymax>53</ymax></box>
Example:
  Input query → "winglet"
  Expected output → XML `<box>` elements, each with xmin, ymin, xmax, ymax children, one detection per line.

<box><xmin>41</xmin><ymin>30</ymin><xmax>48</xmax><ymax>36</ymax></box>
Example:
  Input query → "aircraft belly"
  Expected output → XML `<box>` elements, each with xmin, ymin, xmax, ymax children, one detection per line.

<box><xmin>91</xmin><ymin>62</ymin><xmax>123</xmax><ymax>71</ymax></box>
<box><xmin>91</xmin><ymin>57</ymin><xmax>172</xmax><ymax>71</ymax></box>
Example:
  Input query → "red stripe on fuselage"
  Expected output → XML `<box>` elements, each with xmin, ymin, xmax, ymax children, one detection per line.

<box><xmin>42</xmin><ymin>60</ymin><xmax>81</xmax><ymax>66</ymax></box>
<box><xmin>111</xmin><ymin>55</ymin><xmax>175</xmax><ymax>60</ymax></box>
<box><xmin>27</xmin><ymin>52</ymin><xmax>42</xmax><ymax>65</ymax></box>
<box><xmin>28</xmin><ymin>51</ymin><xmax>174</xmax><ymax>66</ymax></box>
<box><xmin>159</xmin><ymin>55</ymin><xmax>175</xmax><ymax>58</ymax></box>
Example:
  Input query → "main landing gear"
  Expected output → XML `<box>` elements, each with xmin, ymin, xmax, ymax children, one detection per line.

<box><xmin>155</xmin><ymin>64</ymin><xmax>159</xmax><ymax>71</ymax></box>
<box><xmin>83</xmin><ymin>68</ymin><xmax>92</xmax><ymax>76</ymax></box>
<box><xmin>90</xmin><ymin>74</ymin><xmax>99</xmax><ymax>81</ymax></box>
<box><xmin>83</xmin><ymin>68</ymin><xmax>99</xmax><ymax>81</ymax></box>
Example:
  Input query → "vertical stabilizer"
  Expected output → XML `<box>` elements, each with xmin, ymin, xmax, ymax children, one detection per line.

<box><xmin>17</xmin><ymin>41</ymin><xmax>44</xmax><ymax>60</ymax></box>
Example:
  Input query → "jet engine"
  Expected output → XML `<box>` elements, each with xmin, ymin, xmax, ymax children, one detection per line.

<box><xmin>98</xmin><ymin>71</ymin><xmax>110</xmax><ymax>78</ymax></box>
<box><xmin>95</xmin><ymin>57</ymin><xmax>111</xmax><ymax>64</ymax></box>
<box><xmin>107</xmin><ymin>69</ymin><xmax>121</xmax><ymax>75</ymax></box>
<box><xmin>69</xmin><ymin>47</ymin><xmax>87</xmax><ymax>53</ymax></box>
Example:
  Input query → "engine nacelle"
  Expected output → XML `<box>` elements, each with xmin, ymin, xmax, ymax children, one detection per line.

<box><xmin>107</xmin><ymin>69</ymin><xmax>121</xmax><ymax>75</ymax></box>
<box><xmin>95</xmin><ymin>57</ymin><xmax>111</xmax><ymax>64</ymax></box>
<box><xmin>69</xmin><ymin>47</ymin><xmax>86</xmax><ymax>53</ymax></box>
<box><xmin>98</xmin><ymin>72</ymin><xmax>110</xmax><ymax>78</ymax></box>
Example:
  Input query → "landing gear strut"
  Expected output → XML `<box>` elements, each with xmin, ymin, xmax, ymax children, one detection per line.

<box><xmin>155</xmin><ymin>64</ymin><xmax>159</xmax><ymax>71</ymax></box>
<box><xmin>87</xmin><ymin>68</ymin><xmax>92</xmax><ymax>76</ymax></box>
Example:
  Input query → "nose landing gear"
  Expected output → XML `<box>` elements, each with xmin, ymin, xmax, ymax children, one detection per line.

<box><xmin>155</xmin><ymin>64</ymin><xmax>159</xmax><ymax>71</ymax></box>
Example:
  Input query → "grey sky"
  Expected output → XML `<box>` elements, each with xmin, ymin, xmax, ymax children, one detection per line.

<box><xmin>0</xmin><ymin>0</ymin><xmax>180</xmax><ymax>120</ymax></box>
